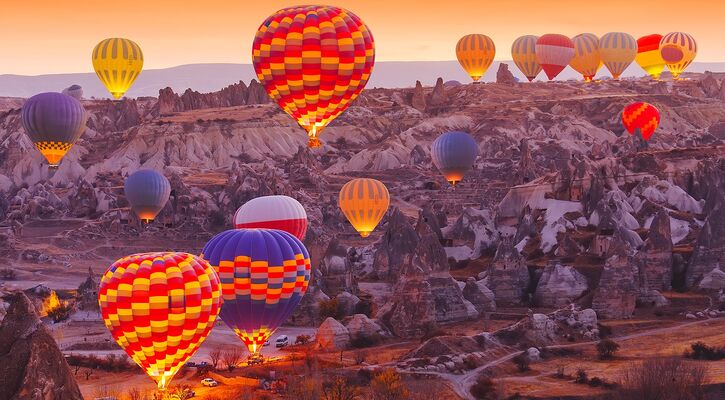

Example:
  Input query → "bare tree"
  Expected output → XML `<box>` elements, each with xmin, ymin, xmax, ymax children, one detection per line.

<box><xmin>323</xmin><ymin>377</ymin><xmax>358</xmax><ymax>400</ymax></box>
<box><xmin>222</xmin><ymin>346</ymin><xmax>244</xmax><ymax>371</ymax></box>
<box><xmin>619</xmin><ymin>357</ymin><xmax>709</xmax><ymax>400</ymax></box>
<box><xmin>209</xmin><ymin>348</ymin><xmax>223</xmax><ymax>370</ymax></box>
<box><xmin>83</xmin><ymin>368</ymin><xmax>93</xmax><ymax>381</ymax></box>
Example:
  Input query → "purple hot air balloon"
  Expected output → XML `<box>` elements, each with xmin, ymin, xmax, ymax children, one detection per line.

<box><xmin>123</xmin><ymin>169</ymin><xmax>171</xmax><ymax>223</ymax></box>
<box><xmin>431</xmin><ymin>131</ymin><xmax>478</xmax><ymax>186</ymax></box>
<box><xmin>21</xmin><ymin>92</ymin><xmax>87</xmax><ymax>167</ymax></box>
<box><xmin>201</xmin><ymin>229</ymin><xmax>311</xmax><ymax>355</ymax></box>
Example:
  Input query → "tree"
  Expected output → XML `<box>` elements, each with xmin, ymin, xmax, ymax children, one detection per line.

<box><xmin>83</xmin><ymin>368</ymin><xmax>93</xmax><ymax>381</ymax></box>
<box><xmin>209</xmin><ymin>348</ymin><xmax>223</xmax><ymax>370</ymax></box>
<box><xmin>322</xmin><ymin>377</ymin><xmax>358</xmax><ymax>400</ymax></box>
<box><xmin>370</xmin><ymin>369</ymin><xmax>410</xmax><ymax>400</ymax></box>
<box><xmin>596</xmin><ymin>339</ymin><xmax>620</xmax><ymax>360</ymax></box>
<box><xmin>469</xmin><ymin>376</ymin><xmax>499</xmax><ymax>400</ymax></box>
<box><xmin>319</xmin><ymin>298</ymin><xmax>342</xmax><ymax>320</ymax></box>
<box><xmin>512</xmin><ymin>354</ymin><xmax>530</xmax><ymax>372</ymax></box>
<box><xmin>222</xmin><ymin>346</ymin><xmax>244</xmax><ymax>371</ymax></box>
<box><xmin>296</xmin><ymin>334</ymin><xmax>312</xmax><ymax>345</ymax></box>
<box><xmin>285</xmin><ymin>373</ymin><xmax>322</xmax><ymax>400</ymax></box>
<box><xmin>619</xmin><ymin>357</ymin><xmax>709</xmax><ymax>400</ymax></box>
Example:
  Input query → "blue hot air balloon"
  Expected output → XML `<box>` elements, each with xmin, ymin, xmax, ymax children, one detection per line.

<box><xmin>431</xmin><ymin>131</ymin><xmax>478</xmax><ymax>186</ymax></box>
<box><xmin>201</xmin><ymin>229</ymin><xmax>311</xmax><ymax>355</ymax></box>
<box><xmin>123</xmin><ymin>169</ymin><xmax>171</xmax><ymax>223</ymax></box>
<box><xmin>21</xmin><ymin>92</ymin><xmax>87</xmax><ymax>167</ymax></box>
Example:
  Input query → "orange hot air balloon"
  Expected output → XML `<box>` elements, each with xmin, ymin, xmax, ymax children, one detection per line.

<box><xmin>660</xmin><ymin>32</ymin><xmax>697</xmax><ymax>79</ymax></box>
<box><xmin>570</xmin><ymin>33</ymin><xmax>602</xmax><ymax>82</ymax></box>
<box><xmin>456</xmin><ymin>34</ymin><xmax>496</xmax><ymax>82</ymax></box>
<box><xmin>636</xmin><ymin>34</ymin><xmax>665</xmax><ymax>80</ymax></box>
<box><xmin>252</xmin><ymin>6</ymin><xmax>375</xmax><ymax>148</ymax></box>
<box><xmin>536</xmin><ymin>34</ymin><xmax>574</xmax><ymax>80</ymax></box>
<box><xmin>99</xmin><ymin>252</ymin><xmax>222</xmax><ymax>390</ymax></box>
<box><xmin>622</xmin><ymin>102</ymin><xmax>660</xmax><ymax>141</ymax></box>
<box><xmin>339</xmin><ymin>178</ymin><xmax>390</xmax><ymax>237</ymax></box>
<box><xmin>511</xmin><ymin>35</ymin><xmax>542</xmax><ymax>82</ymax></box>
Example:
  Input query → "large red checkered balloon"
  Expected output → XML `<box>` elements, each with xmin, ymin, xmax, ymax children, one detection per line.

<box><xmin>252</xmin><ymin>5</ymin><xmax>375</xmax><ymax>148</ymax></box>
<box><xmin>201</xmin><ymin>229</ymin><xmax>311</xmax><ymax>355</ymax></box>
<box><xmin>98</xmin><ymin>252</ymin><xmax>221</xmax><ymax>390</ymax></box>
<box><xmin>622</xmin><ymin>102</ymin><xmax>660</xmax><ymax>141</ymax></box>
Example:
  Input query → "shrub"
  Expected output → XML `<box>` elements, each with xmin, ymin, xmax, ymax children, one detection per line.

<box><xmin>464</xmin><ymin>354</ymin><xmax>480</xmax><ymax>370</ymax></box>
<box><xmin>65</xmin><ymin>353</ymin><xmax>133</xmax><ymax>372</ymax></box>
<box><xmin>469</xmin><ymin>376</ymin><xmax>498</xmax><ymax>400</ymax></box>
<box><xmin>688</xmin><ymin>342</ymin><xmax>725</xmax><ymax>361</ymax></box>
<box><xmin>208</xmin><ymin>210</ymin><xmax>226</xmax><ymax>229</ymax></box>
<box><xmin>512</xmin><ymin>354</ymin><xmax>530</xmax><ymax>372</ymax></box>
<box><xmin>47</xmin><ymin>302</ymin><xmax>74</xmax><ymax>323</ymax></box>
<box><xmin>319</xmin><ymin>298</ymin><xmax>343</xmax><ymax>320</ymax></box>
<box><xmin>619</xmin><ymin>357</ymin><xmax>708</xmax><ymax>400</ymax></box>
<box><xmin>295</xmin><ymin>334</ymin><xmax>312</xmax><ymax>345</ymax></box>
<box><xmin>322</xmin><ymin>376</ymin><xmax>359</xmax><ymax>400</ymax></box>
<box><xmin>370</xmin><ymin>369</ymin><xmax>410</xmax><ymax>400</ymax></box>
<box><xmin>575</xmin><ymin>368</ymin><xmax>588</xmax><ymax>384</ymax></box>
<box><xmin>596</xmin><ymin>339</ymin><xmax>620</xmax><ymax>360</ymax></box>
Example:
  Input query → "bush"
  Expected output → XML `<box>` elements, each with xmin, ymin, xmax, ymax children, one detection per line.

<box><xmin>370</xmin><ymin>369</ymin><xmax>410</xmax><ymax>400</ymax></box>
<box><xmin>512</xmin><ymin>354</ymin><xmax>530</xmax><ymax>372</ymax></box>
<box><xmin>597</xmin><ymin>323</ymin><xmax>613</xmax><ymax>338</ymax></box>
<box><xmin>688</xmin><ymin>342</ymin><xmax>725</xmax><ymax>361</ymax></box>
<box><xmin>469</xmin><ymin>376</ymin><xmax>498</xmax><ymax>400</ymax></box>
<box><xmin>319</xmin><ymin>298</ymin><xmax>343</xmax><ymax>320</ymax></box>
<box><xmin>65</xmin><ymin>353</ymin><xmax>133</xmax><ymax>372</ymax></box>
<box><xmin>295</xmin><ymin>334</ymin><xmax>312</xmax><ymax>345</ymax></box>
<box><xmin>596</xmin><ymin>339</ymin><xmax>620</xmax><ymax>360</ymax></box>
<box><xmin>47</xmin><ymin>302</ymin><xmax>74</xmax><ymax>323</ymax></box>
<box><xmin>575</xmin><ymin>368</ymin><xmax>588</xmax><ymax>384</ymax></box>
<box><xmin>619</xmin><ymin>357</ymin><xmax>708</xmax><ymax>400</ymax></box>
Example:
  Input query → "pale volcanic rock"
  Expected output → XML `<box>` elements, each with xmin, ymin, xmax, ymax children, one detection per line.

<box><xmin>700</xmin><ymin>72</ymin><xmax>722</xmax><ymax>98</ymax></box>
<box><xmin>411</xmin><ymin>81</ymin><xmax>427</xmax><ymax>112</ymax></box>
<box><xmin>318</xmin><ymin>239</ymin><xmax>357</xmax><ymax>297</ymax></box>
<box><xmin>316</xmin><ymin>317</ymin><xmax>350</xmax><ymax>351</ymax></box>
<box><xmin>344</xmin><ymin>314</ymin><xmax>389</xmax><ymax>343</ymax></box>
<box><xmin>533</xmin><ymin>263</ymin><xmax>588</xmax><ymax>308</ymax></box>
<box><xmin>425</xmin><ymin>77</ymin><xmax>448</xmax><ymax>113</ymax></box>
<box><xmin>488</xmin><ymin>238</ymin><xmax>530</xmax><ymax>306</ymax></box>
<box><xmin>444</xmin><ymin>207</ymin><xmax>498</xmax><ymax>259</ymax></box>
<box><xmin>631</xmin><ymin>178</ymin><xmax>703</xmax><ymax>214</ymax></box>
<box><xmin>496</xmin><ymin>63</ymin><xmax>517</xmax><ymax>85</ymax></box>
<box><xmin>687</xmin><ymin>203</ymin><xmax>725</xmax><ymax>289</ymax></box>
<box><xmin>462</xmin><ymin>277</ymin><xmax>496</xmax><ymax>313</ymax></box>
<box><xmin>0</xmin><ymin>293</ymin><xmax>83</xmax><ymax>400</ymax></box>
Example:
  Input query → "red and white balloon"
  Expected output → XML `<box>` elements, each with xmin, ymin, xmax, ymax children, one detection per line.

<box><xmin>233</xmin><ymin>195</ymin><xmax>308</xmax><ymax>240</ymax></box>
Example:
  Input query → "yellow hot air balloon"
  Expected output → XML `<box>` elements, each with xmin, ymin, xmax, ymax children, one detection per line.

<box><xmin>599</xmin><ymin>32</ymin><xmax>637</xmax><ymax>80</ymax></box>
<box><xmin>636</xmin><ymin>34</ymin><xmax>666</xmax><ymax>80</ymax></box>
<box><xmin>339</xmin><ymin>178</ymin><xmax>390</xmax><ymax>238</ymax></box>
<box><xmin>456</xmin><ymin>34</ymin><xmax>496</xmax><ymax>82</ymax></box>
<box><xmin>570</xmin><ymin>33</ymin><xmax>602</xmax><ymax>82</ymax></box>
<box><xmin>660</xmin><ymin>32</ymin><xmax>697</xmax><ymax>80</ymax></box>
<box><xmin>511</xmin><ymin>35</ymin><xmax>541</xmax><ymax>82</ymax></box>
<box><xmin>92</xmin><ymin>38</ymin><xmax>144</xmax><ymax>99</ymax></box>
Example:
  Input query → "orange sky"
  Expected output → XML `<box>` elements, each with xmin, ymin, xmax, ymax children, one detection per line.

<box><xmin>1</xmin><ymin>0</ymin><xmax>722</xmax><ymax>75</ymax></box>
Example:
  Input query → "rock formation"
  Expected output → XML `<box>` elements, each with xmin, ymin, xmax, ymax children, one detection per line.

<box><xmin>411</xmin><ymin>81</ymin><xmax>427</xmax><ymax>112</ymax></box>
<box><xmin>488</xmin><ymin>238</ymin><xmax>530</xmax><ymax>306</ymax></box>
<box><xmin>592</xmin><ymin>232</ymin><xmax>638</xmax><ymax>319</ymax></box>
<box><xmin>316</xmin><ymin>317</ymin><xmax>350</xmax><ymax>351</ymax></box>
<box><xmin>425</xmin><ymin>78</ymin><xmax>448</xmax><ymax>114</ymax></box>
<box><xmin>533</xmin><ymin>263</ymin><xmax>588</xmax><ymax>308</ymax></box>
<box><xmin>318</xmin><ymin>239</ymin><xmax>357</xmax><ymax>297</ymax></box>
<box><xmin>637</xmin><ymin>209</ymin><xmax>673</xmax><ymax>300</ymax></box>
<box><xmin>462</xmin><ymin>278</ymin><xmax>496</xmax><ymax>313</ymax></box>
<box><xmin>496</xmin><ymin>63</ymin><xmax>517</xmax><ymax>85</ymax></box>
<box><xmin>372</xmin><ymin>208</ymin><xmax>418</xmax><ymax>281</ymax></box>
<box><xmin>686</xmin><ymin>202</ymin><xmax>725</xmax><ymax>289</ymax></box>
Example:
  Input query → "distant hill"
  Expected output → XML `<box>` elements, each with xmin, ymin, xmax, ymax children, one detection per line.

<box><xmin>2</xmin><ymin>61</ymin><xmax>725</xmax><ymax>99</ymax></box>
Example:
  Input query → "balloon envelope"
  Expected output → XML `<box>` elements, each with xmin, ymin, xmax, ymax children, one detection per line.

<box><xmin>622</xmin><ymin>102</ymin><xmax>660</xmax><ymax>141</ymax></box>
<box><xmin>456</xmin><ymin>34</ymin><xmax>496</xmax><ymax>82</ymax></box>
<box><xmin>98</xmin><ymin>252</ymin><xmax>221</xmax><ymax>389</ymax></box>
<box><xmin>92</xmin><ymin>38</ymin><xmax>144</xmax><ymax>99</ymax></box>
<box><xmin>234</xmin><ymin>195</ymin><xmax>308</xmax><ymax>240</ymax></box>
<box><xmin>21</xmin><ymin>92</ymin><xmax>87</xmax><ymax>167</ymax></box>
<box><xmin>570</xmin><ymin>33</ymin><xmax>602</xmax><ymax>82</ymax></box>
<box><xmin>536</xmin><ymin>34</ymin><xmax>574</xmax><ymax>80</ymax></box>
<box><xmin>339</xmin><ymin>178</ymin><xmax>390</xmax><ymax>237</ymax></box>
<box><xmin>599</xmin><ymin>32</ymin><xmax>638</xmax><ymax>80</ymax></box>
<box><xmin>201</xmin><ymin>229</ymin><xmax>311</xmax><ymax>354</ymax></box>
<box><xmin>124</xmin><ymin>170</ymin><xmax>171</xmax><ymax>223</ymax></box>
<box><xmin>636</xmin><ymin>34</ymin><xmax>665</xmax><ymax>80</ymax></box>
<box><xmin>252</xmin><ymin>5</ymin><xmax>375</xmax><ymax>148</ymax></box>
<box><xmin>660</xmin><ymin>32</ymin><xmax>697</xmax><ymax>79</ymax></box>
<box><xmin>431</xmin><ymin>131</ymin><xmax>478</xmax><ymax>186</ymax></box>
<box><xmin>511</xmin><ymin>35</ymin><xmax>541</xmax><ymax>82</ymax></box>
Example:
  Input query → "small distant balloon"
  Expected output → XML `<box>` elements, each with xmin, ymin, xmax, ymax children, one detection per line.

<box><xmin>599</xmin><ymin>32</ymin><xmax>638</xmax><ymax>80</ymax></box>
<box><xmin>636</xmin><ymin>34</ymin><xmax>665</xmax><ymax>80</ymax></box>
<box><xmin>456</xmin><ymin>34</ymin><xmax>496</xmax><ymax>82</ymax></box>
<box><xmin>124</xmin><ymin>169</ymin><xmax>171</xmax><ymax>223</ymax></box>
<box><xmin>660</xmin><ymin>32</ymin><xmax>697</xmax><ymax>79</ymax></box>
<box><xmin>62</xmin><ymin>85</ymin><xmax>83</xmax><ymax>101</ymax></box>
<box><xmin>622</xmin><ymin>102</ymin><xmax>660</xmax><ymax>141</ymax></box>
<box><xmin>431</xmin><ymin>131</ymin><xmax>478</xmax><ymax>186</ymax></box>
<box><xmin>92</xmin><ymin>38</ymin><xmax>144</xmax><ymax>99</ymax></box>
<box><xmin>536</xmin><ymin>34</ymin><xmax>574</xmax><ymax>81</ymax></box>
<box><xmin>570</xmin><ymin>33</ymin><xmax>602</xmax><ymax>82</ymax></box>
<box><xmin>511</xmin><ymin>35</ymin><xmax>542</xmax><ymax>82</ymax></box>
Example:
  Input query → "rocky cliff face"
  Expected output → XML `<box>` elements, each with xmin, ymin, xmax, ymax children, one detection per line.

<box><xmin>488</xmin><ymin>238</ymin><xmax>530</xmax><ymax>306</ymax></box>
<box><xmin>637</xmin><ymin>209</ymin><xmax>673</xmax><ymax>300</ymax></box>
<box><xmin>592</xmin><ymin>232</ymin><xmax>638</xmax><ymax>319</ymax></box>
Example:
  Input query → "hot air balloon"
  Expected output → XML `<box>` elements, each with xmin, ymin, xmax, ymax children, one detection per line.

<box><xmin>92</xmin><ymin>38</ymin><xmax>144</xmax><ymax>99</ymax></box>
<box><xmin>535</xmin><ymin>34</ymin><xmax>574</xmax><ymax>80</ymax></box>
<box><xmin>234</xmin><ymin>195</ymin><xmax>308</xmax><ymax>240</ymax></box>
<box><xmin>511</xmin><ymin>35</ymin><xmax>542</xmax><ymax>82</ymax></box>
<box><xmin>201</xmin><ymin>229</ymin><xmax>311</xmax><ymax>355</ymax></box>
<box><xmin>431</xmin><ymin>131</ymin><xmax>478</xmax><ymax>186</ymax></box>
<box><xmin>252</xmin><ymin>6</ymin><xmax>375</xmax><ymax>148</ymax></box>
<box><xmin>636</xmin><ymin>34</ymin><xmax>665</xmax><ymax>80</ymax></box>
<box><xmin>570</xmin><ymin>33</ymin><xmax>602</xmax><ymax>82</ymax></box>
<box><xmin>456</xmin><ymin>34</ymin><xmax>496</xmax><ymax>83</ymax></box>
<box><xmin>124</xmin><ymin>170</ymin><xmax>171</xmax><ymax>223</ymax></box>
<box><xmin>99</xmin><ymin>252</ymin><xmax>221</xmax><ymax>390</ymax></box>
<box><xmin>622</xmin><ymin>102</ymin><xmax>660</xmax><ymax>141</ymax></box>
<box><xmin>599</xmin><ymin>32</ymin><xmax>638</xmax><ymax>80</ymax></box>
<box><xmin>62</xmin><ymin>84</ymin><xmax>84</xmax><ymax>101</ymax></box>
<box><xmin>21</xmin><ymin>92</ymin><xmax>87</xmax><ymax>167</ymax></box>
<box><xmin>660</xmin><ymin>32</ymin><xmax>697</xmax><ymax>79</ymax></box>
<box><xmin>339</xmin><ymin>178</ymin><xmax>389</xmax><ymax>238</ymax></box>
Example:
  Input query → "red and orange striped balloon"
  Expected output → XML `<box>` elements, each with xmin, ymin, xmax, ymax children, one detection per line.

<box><xmin>622</xmin><ymin>102</ymin><xmax>660</xmax><ymax>141</ymax></box>
<box><xmin>99</xmin><ymin>252</ymin><xmax>222</xmax><ymax>390</ymax></box>
<box><xmin>252</xmin><ymin>6</ymin><xmax>375</xmax><ymax>148</ymax></box>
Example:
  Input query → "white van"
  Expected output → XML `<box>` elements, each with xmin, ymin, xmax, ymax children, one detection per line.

<box><xmin>275</xmin><ymin>335</ymin><xmax>289</xmax><ymax>348</ymax></box>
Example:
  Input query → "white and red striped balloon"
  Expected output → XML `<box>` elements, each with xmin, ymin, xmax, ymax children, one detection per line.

<box><xmin>233</xmin><ymin>195</ymin><xmax>308</xmax><ymax>240</ymax></box>
<box><xmin>536</xmin><ymin>34</ymin><xmax>575</xmax><ymax>80</ymax></box>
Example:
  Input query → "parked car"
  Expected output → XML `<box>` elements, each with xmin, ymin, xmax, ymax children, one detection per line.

<box><xmin>263</xmin><ymin>339</ymin><xmax>270</xmax><ymax>347</ymax></box>
<box><xmin>201</xmin><ymin>378</ymin><xmax>218</xmax><ymax>387</ymax></box>
<box><xmin>275</xmin><ymin>335</ymin><xmax>289</xmax><ymax>348</ymax></box>
<box><xmin>196</xmin><ymin>361</ymin><xmax>209</xmax><ymax>368</ymax></box>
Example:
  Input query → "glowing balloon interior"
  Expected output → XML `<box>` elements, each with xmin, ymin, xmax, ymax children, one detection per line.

<box><xmin>339</xmin><ymin>178</ymin><xmax>390</xmax><ymax>237</ymax></box>
<box><xmin>92</xmin><ymin>38</ymin><xmax>144</xmax><ymax>99</ymax></box>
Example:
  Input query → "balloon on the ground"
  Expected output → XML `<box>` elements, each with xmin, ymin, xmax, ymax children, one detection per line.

<box><xmin>98</xmin><ymin>252</ymin><xmax>221</xmax><ymax>390</ymax></box>
<box><xmin>535</xmin><ymin>34</ymin><xmax>574</xmax><ymax>80</ymax></box>
<box><xmin>201</xmin><ymin>229</ymin><xmax>311</xmax><ymax>355</ymax></box>
<box><xmin>252</xmin><ymin>5</ymin><xmax>375</xmax><ymax>148</ymax></box>
<box><xmin>234</xmin><ymin>195</ymin><xmax>308</xmax><ymax>240</ymax></box>
<box><xmin>622</xmin><ymin>102</ymin><xmax>660</xmax><ymax>141</ymax></box>
<box><xmin>339</xmin><ymin>178</ymin><xmax>390</xmax><ymax>238</ymax></box>
<box><xmin>431</xmin><ymin>131</ymin><xmax>478</xmax><ymax>186</ymax></box>
<box><xmin>456</xmin><ymin>34</ymin><xmax>496</xmax><ymax>82</ymax></box>
<box><xmin>636</xmin><ymin>34</ymin><xmax>665</xmax><ymax>80</ymax></box>
<box><xmin>21</xmin><ymin>92</ymin><xmax>87</xmax><ymax>167</ymax></box>
<box><xmin>660</xmin><ymin>32</ymin><xmax>697</xmax><ymax>79</ymax></box>
<box><xmin>570</xmin><ymin>33</ymin><xmax>602</xmax><ymax>82</ymax></box>
<box><xmin>92</xmin><ymin>38</ymin><xmax>144</xmax><ymax>99</ymax></box>
<box><xmin>599</xmin><ymin>32</ymin><xmax>637</xmax><ymax>80</ymax></box>
<box><xmin>62</xmin><ymin>85</ymin><xmax>83</xmax><ymax>101</ymax></box>
<box><xmin>511</xmin><ymin>35</ymin><xmax>541</xmax><ymax>82</ymax></box>
<box><xmin>124</xmin><ymin>169</ymin><xmax>171</xmax><ymax>223</ymax></box>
